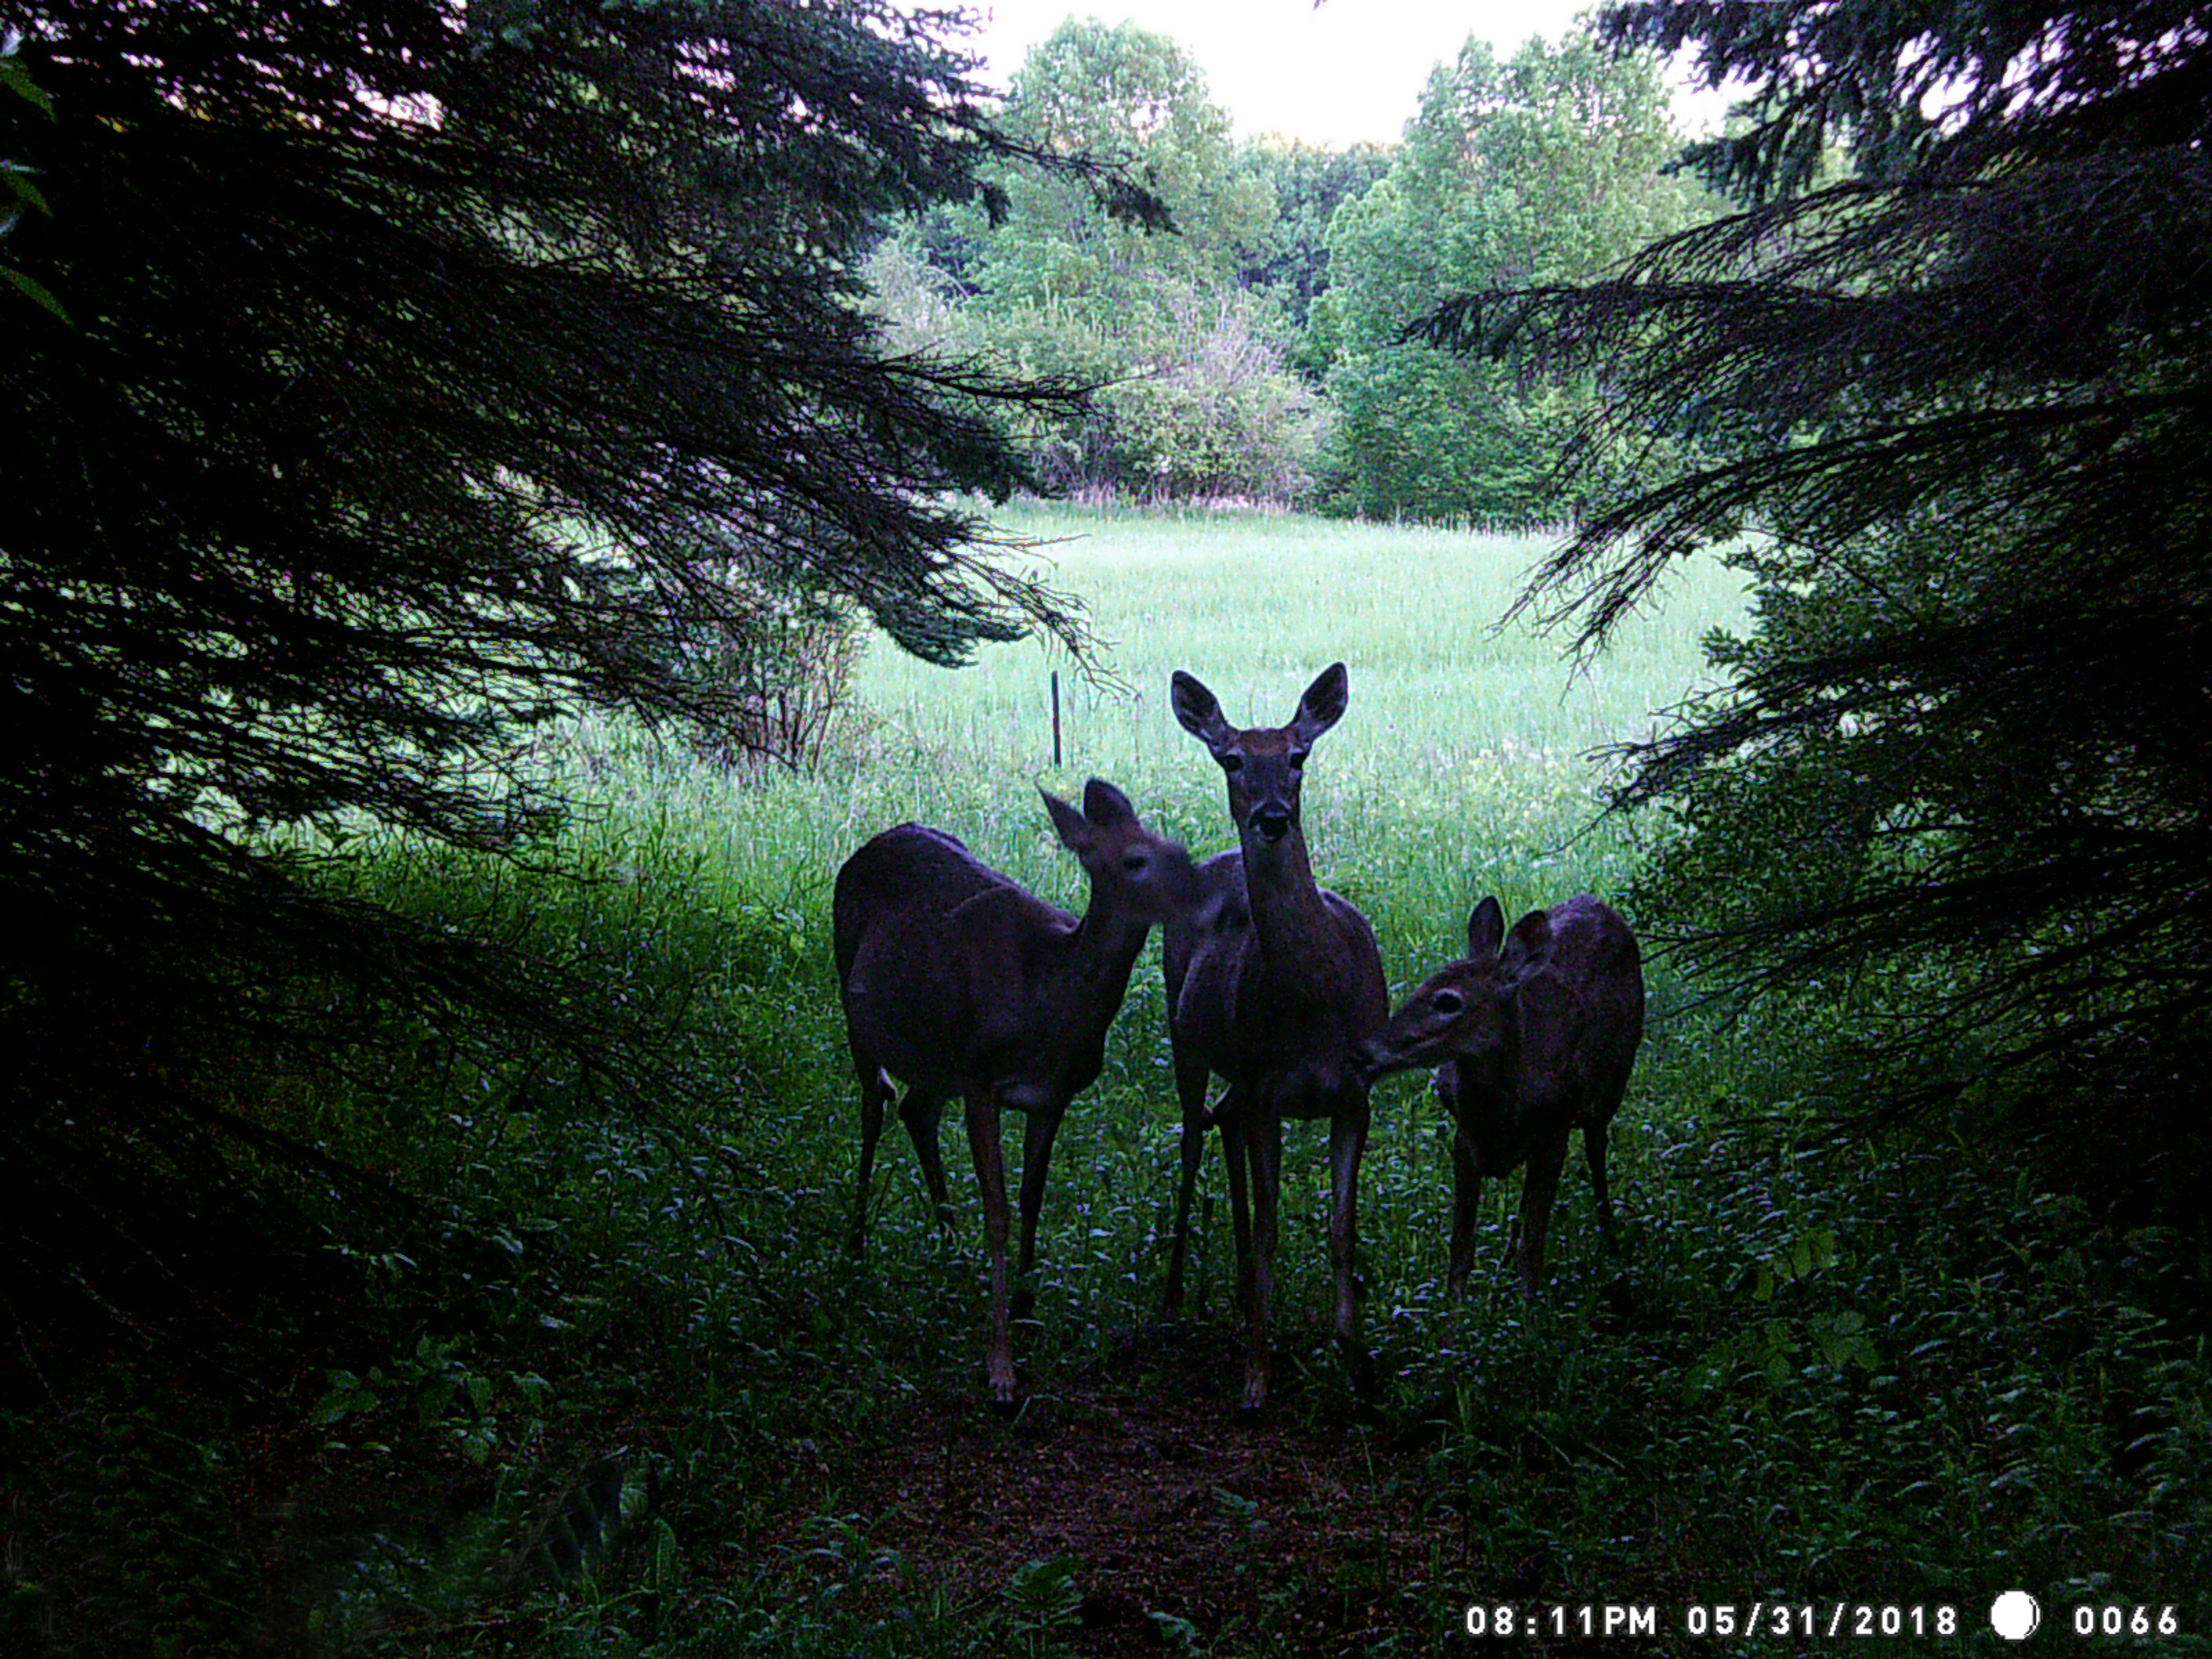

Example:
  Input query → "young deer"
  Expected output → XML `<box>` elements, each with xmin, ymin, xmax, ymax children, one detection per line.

<box><xmin>1353</xmin><ymin>894</ymin><xmax>1644</xmax><ymax>1298</ymax></box>
<box><xmin>1161</xmin><ymin>664</ymin><xmax>1388</xmax><ymax>1411</ymax></box>
<box><xmin>836</xmin><ymin>781</ymin><xmax>1199</xmax><ymax>1406</ymax></box>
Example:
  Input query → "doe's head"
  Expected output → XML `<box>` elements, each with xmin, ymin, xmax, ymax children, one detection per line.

<box><xmin>1170</xmin><ymin>662</ymin><xmax>1348</xmax><ymax>847</ymax></box>
<box><xmin>1042</xmin><ymin>778</ymin><xmax>1201</xmax><ymax>924</ymax></box>
<box><xmin>1352</xmin><ymin>895</ymin><xmax>1553</xmax><ymax>1082</ymax></box>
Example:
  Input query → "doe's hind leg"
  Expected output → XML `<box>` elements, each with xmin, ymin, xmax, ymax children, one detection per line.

<box><xmin>898</xmin><ymin>1087</ymin><xmax>954</xmax><ymax>1230</ymax></box>
<box><xmin>848</xmin><ymin>1058</ymin><xmax>895</xmax><ymax>1254</ymax></box>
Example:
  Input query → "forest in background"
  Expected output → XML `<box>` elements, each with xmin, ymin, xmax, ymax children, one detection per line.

<box><xmin>862</xmin><ymin>14</ymin><xmax>1712</xmax><ymax>523</ymax></box>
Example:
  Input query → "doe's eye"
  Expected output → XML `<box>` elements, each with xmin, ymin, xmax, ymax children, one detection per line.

<box><xmin>1221</xmin><ymin>754</ymin><xmax>1244</xmax><ymax>774</ymax></box>
<box><xmin>1121</xmin><ymin>854</ymin><xmax>1147</xmax><ymax>873</ymax></box>
<box><xmin>1431</xmin><ymin>990</ymin><xmax>1464</xmax><ymax>1015</ymax></box>
<box><xmin>1288</xmin><ymin>751</ymin><xmax>1307</xmax><ymax>771</ymax></box>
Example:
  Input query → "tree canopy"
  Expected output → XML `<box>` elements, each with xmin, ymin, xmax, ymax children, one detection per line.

<box><xmin>1321</xmin><ymin>32</ymin><xmax>1698</xmax><ymax>523</ymax></box>
<box><xmin>979</xmin><ymin>16</ymin><xmax>1273</xmax><ymax>313</ymax></box>
<box><xmin>0</xmin><ymin>0</ymin><xmax>1141</xmax><ymax>1377</ymax></box>
<box><xmin>1231</xmin><ymin>135</ymin><xmax>1392</xmax><ymax>365</ymax></box>
<box><xmin>1425</xmin><ymin>0</ymin><xmax>2212</xmax><ymax>1210</ymax></box>
<box><xmin>892</xmin><ymin>16</ymin><xmax>1316</xmax><ymax>501</ymax></box>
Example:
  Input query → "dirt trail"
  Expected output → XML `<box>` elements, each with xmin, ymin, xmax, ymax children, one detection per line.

<box><xmin>830</xmin><ymin>1324</ymin><xmax>1460</xmax><ymax>1656</ymax></box>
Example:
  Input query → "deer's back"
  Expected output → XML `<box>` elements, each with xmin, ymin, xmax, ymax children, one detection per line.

<box><xmin>833</xmin><ymin>823</ymin><xmax>1001</xmax><ymax>985</ymax></box>
<box><xmin>836</xmin><ymin>823</ymin><xmax>1090</xmax><ymax>1100</ymax></box>
<box><xmin>1514</xmin><ymin>895</ymin><xmax>1644</xmax><ymax>1101</ymax></box>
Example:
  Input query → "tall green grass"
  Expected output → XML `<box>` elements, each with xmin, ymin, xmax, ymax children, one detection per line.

<box><xmin>46</xmin><ymin>504</ymin><xmax>2207</xmax><ymax>1657</ymax></box>
<box><xmin>579</xmin><ymin>501</ymin><xmax>1746</xmax><ymax>971</ymax></box>
<box><xmin>540</xmin><ymin>502</ymin><xmax>1757</xmax><ymax>1391</ymax></box>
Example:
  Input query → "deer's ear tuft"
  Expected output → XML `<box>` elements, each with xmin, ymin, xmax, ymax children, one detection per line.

<box><xmin>1467</xmin><ymin>895</ymin><xmax>1506</xmax><ymax>958</ymax></box>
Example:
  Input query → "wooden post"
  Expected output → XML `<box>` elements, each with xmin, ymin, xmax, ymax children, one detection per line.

<box><xmin>1050</xmin><ymin>670</ymin><xmax>1062</xmax><ymax>768</ymax></box>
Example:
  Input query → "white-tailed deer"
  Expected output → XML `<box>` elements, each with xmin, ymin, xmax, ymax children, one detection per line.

<box><xmin>1161</xmin><ymin>663</ymin><xmax>1387</xmax><ymax>1411</ymax></box>
<box><xmin>836</xmin><ymin>781</ymin><xmax>1199</xmax><ymax>1406</ymax></box>
<box><xmin>1353</xmin><ymin>894</ymin><xmax>1644</xmax><ymax>1298</ymax></box>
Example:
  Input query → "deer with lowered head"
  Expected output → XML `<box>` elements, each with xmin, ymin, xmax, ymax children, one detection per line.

<box><xmin>1161</xmin><ymin>662</ymin><xmax>1388</xmax><ymax>1411</ymax></box>
<box><xmin>1353</xmin><ymin>893</ymin><xmax>1644</xmax><ymax>1298</ymax></box>
<box><xmin>836</xmin><ymin>780</ymin><xmax>1199</xmax><ymax>1407</ymax></box>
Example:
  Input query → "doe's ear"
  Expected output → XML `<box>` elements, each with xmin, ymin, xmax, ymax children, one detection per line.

<box><xmin>1041</xmin><ymin>788</ymin><xmax>1091</xmax><ymax>853</ymax></box>
<box><xmin>1291</xmin><ymin>661</ymin><xmax>1349</xmax><ymax>742</ymax></box>
<box><xmin>1503</xmin><ymin>907</ymin><xmax>1555</xmax><ymax>976</ymax></box>
<box><xmin>1082</xmin><ymin>778</ymin><xmax>1134</xmax><ymax>827</ymax></box>
<box><xmin>1467</xmin><ymin>895</ymin><xmax>1506</xmax><ymax>959</ymax></box>
<box><xmin>1170</xmin><ymin>670</ymin><xmax>1232</xmax><ymax>746</ymax></box>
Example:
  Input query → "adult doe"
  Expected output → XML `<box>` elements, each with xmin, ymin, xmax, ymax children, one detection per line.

<box><xmin>1353</xmin><ymin>894</ymin><xmax>1644</xmax><ymax>1298</ymax></box>
<box><xmin>836</xmin><ymin>781</ymin><xmax>1199</xmax><ymax>1405</ymax></box>
<box><xmin>1161</xmin><ymin>663</ymin><xmax>1388</xmax><ymax>1411</ymax></box>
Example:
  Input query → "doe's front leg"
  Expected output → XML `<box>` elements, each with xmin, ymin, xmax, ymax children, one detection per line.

<box><xmin>1010</xmin><ymin>1103</ymin><xmax>1064</xmax><ymax>1323</ymax></box>
<box><xmin>964</xmin><ymin>1090</ymin><xmax>1018</xmax><ymax>1407</ymax></box>
<box><xmin>1326</xmin><ymin>1088</ymin><xmax>1369</xmax><ymax>1342</ymax></box>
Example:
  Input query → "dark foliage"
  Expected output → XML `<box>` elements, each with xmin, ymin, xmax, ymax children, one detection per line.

<box><xmin>0</xmin><ymin>0</ymin><xmax>1149</xmax><ymax>1391</ymax></box>
<box><xmin>1419</xmin><ymin>0</ymin><xmax>2212</xmax><ymax>1202</ymax></box>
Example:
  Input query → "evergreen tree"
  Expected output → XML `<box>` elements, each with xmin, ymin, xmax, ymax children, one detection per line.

<box><xmin>1427</xmin><ymin>0</ymin><xmax>2212</xmax><ymax>1210</ymax></box>
<box><xmin>0</xmin><ymin>0</ymin><xmax>1145</xmax><ymax>1371</ymax></box>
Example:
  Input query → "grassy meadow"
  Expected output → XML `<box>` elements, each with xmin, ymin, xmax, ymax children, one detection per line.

<box><xmin>537</xmin><ymin>503</ymin><xmax>1764</xmax><ymax>1410</ymax></box>
<box><xmin>30</xmin><ymin>506</ymin><xmax>2209</xmax><ymax>1657</ymax></box>
<box><xmin>604</xmin><ymin>501</ymin><xmax>1738</xmax><ymax>994</ymax></box>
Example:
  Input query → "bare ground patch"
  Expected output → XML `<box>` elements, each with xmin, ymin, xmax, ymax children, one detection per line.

<box><xmin>800</xmin><ymin>1321</ymin><xmax>1467</xmax><ymax>1656</ymax></box>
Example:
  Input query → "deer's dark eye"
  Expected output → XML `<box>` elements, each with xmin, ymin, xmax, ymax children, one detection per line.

<box><xmin>1431</xmin><ymin>990</ymin><xmax>1464</xmax><ymax>1015</ymax></box>
<box><xmin>1121</xmin><ymin>853</ymin><xmax>1147</xmax><ymax>873</ymax></box>
<box><xmin>1288</xmin><ymin>750</ymin><xmax>1307</xmax><ymax>771</ymax></box>
<box><xmin>1221</xmin><ymin>754</ymin><xmax>1244</xmax><ymax>774</ymax></box>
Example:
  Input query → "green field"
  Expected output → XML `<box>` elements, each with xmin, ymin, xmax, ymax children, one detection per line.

<box><xmin>44</xmin><ymin>506</ymin><xmax>2206</xmax><ymax>1657</ymax></box>
<box><xmin>599</xmin><ymin>501</ymin><xmax>1745</xmax><ymax>980</ymax></box>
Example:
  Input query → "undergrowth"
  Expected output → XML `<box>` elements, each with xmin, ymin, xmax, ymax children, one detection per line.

<box><xmin>8</xmin><ymin>510</ymin><xmax>2207</xmax><ymax>1655</ymax></box>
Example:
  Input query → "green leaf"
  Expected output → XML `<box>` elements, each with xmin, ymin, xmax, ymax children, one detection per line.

<box><xmin>310</xmin><ymin>1370</ymin><xmax>376</xmax><ymax>1425</ymax></box>
<box><xmin>417</xmin><ymin>1376</ymin><xmax>456</xmax><ymax>1424</ymax></box>
<box><xmin>1004</xmin><ymin>1553</ymin><xmax>1085</xmax><ymax>1635</ymax></box>
<box><xmin>2</xmin><ymin>167</ymin><xmax>53</xmax><ymax>216</ymax></box>
<box><xmin>0</xmin><ymin>57</ymin><xmax>56</xmax><ymax>119</ymax></box>
<box><xmin>3</xmin><ymin>265</ymin><xmax>71</xmax><ymax>326</ymax></box>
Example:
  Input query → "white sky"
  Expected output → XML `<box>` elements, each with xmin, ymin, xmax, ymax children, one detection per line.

<box><xmin>954</xmin><ymin>1</ymin><xmax>1679</xmax><ymax>149</ymax></box>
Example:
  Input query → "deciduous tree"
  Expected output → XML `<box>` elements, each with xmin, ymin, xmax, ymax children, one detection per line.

<box><xmin>1321</xmin><ymin>30</ymin><xmax>1698</xmax><ymax>524</ymax></box>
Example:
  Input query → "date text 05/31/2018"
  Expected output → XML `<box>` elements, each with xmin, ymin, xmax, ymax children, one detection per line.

<box><xmin>1461</xmin><ymin>1602</ymin><xmax>2186</xmax><ymax>1641</ymax></box>
<box><xmin>1460</xmin><ymin>1603</ymin><xmax>1964</xmax><ymax>1639</ymax></box>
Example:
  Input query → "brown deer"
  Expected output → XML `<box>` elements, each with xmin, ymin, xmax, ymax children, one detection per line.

<box><xmin>1353</xmin><ymin>894</ymin><xmax>1644</xmax><ymax>1298</ymax></box>
<box><xmin>1160</xmin><ymin>664</ymin><xmax>1388</xmax><ymax>1411</ymax></box>
<box><xmin>836</xmin><ymin>781</ymin><xmax>1199</xmax><ymax>1406</ymax></box>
